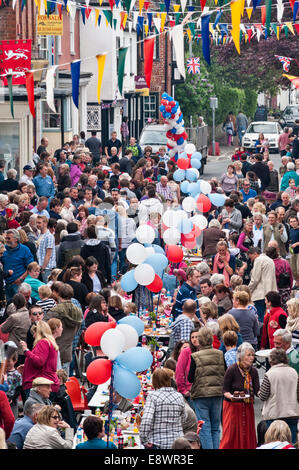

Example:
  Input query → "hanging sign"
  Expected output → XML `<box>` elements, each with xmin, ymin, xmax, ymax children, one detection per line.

<box><xmin>37</xmin><ymin>15</ymin><xmax>63</xmax><ymax>35</ymax></box>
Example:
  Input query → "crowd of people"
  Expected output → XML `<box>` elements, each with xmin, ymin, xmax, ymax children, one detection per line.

<box><xmin>0</xmin><ymin>124</ymin><xmax>299</xmax><ymax>451</ymax></box>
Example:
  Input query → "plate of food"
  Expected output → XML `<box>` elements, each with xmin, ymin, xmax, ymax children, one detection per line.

<box><xmin>232</xmin><ymin>391</ymin><xmax>250</xmax><ymax>400</ymax></box>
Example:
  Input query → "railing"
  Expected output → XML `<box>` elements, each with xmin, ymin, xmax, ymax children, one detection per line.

<box><xmin>185</xmin><ymin>125</ymin><xmax>209</xmax><ymax>159</ymax></box>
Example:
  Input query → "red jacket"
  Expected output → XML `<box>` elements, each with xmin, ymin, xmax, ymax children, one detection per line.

<box><xmin>22</xmin><ymin>338</ymin><xmax>60</xmax><ymax>392</ymax></box>
<box><xmin>175</xmin><ymin>346</ymin><xmax>192</xmax><ymax>395</ymax></box>
<box><xmin>0</xmin><ymin>391</ymin><xmax>15</xmax><ymax>439</ymax></box>
<box><xmin>261</xmin><ymin>307</ymin><xmax>288</xmax><ymax>349</ymax></box>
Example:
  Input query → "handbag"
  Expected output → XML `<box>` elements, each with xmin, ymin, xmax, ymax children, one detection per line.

<box><xmin>277</xmin><ymin>261</ymin><xmax>291</xmax><ymax>289</ymax></box>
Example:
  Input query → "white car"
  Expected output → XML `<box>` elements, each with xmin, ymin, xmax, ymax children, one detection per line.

<box><xmin>139</xmin><ymin>123</ymin><xmax>169</xmax><ymax>155</ymax></box>
<box><xmin>242</xmin><ymin>121</ymin><xmax>283</xmax><ymax>153</ymax></box>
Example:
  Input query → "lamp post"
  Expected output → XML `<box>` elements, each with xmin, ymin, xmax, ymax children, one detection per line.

<box><xmin>210</xmin><ymin>96</ymin><xmax>218</xmax><ymax>156</ymax></box>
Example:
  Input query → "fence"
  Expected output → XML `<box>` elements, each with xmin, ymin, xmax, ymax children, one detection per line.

<box><xmin>185</xmin><ymin>125</ymin><xmax>209</xmax><ymax>160</ymax></box>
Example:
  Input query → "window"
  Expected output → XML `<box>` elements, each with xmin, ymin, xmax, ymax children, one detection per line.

<box><xmin>42</xmin><ymin>100</ymin><xmax>61</xmax><ymax>129</ymax></box>
<box><xmin>143</xmin><ymin>94</ymin><xmax>157</xmax><ymax>121</ymax></box>
<box><xmin>0</xmin><ymin>122</ymin><xmax>20</xmax><ymax>177</ymax></box>
<box><xmin>38</xmin><ymin>36</ymin><xmax>48</xmax><ymax>60</ymax></box>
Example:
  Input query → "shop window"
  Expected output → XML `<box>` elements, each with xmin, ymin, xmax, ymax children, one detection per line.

<box><xmin>42</xmin><ymin>99</ymin><xmax>61</xmax><ymax>129</ymax></box>
<box><xmin>143</xmin><ymin>94</ymin><xmax>157</xmax><ymax>121</ymax></box>
<box><xmin>0</xmin><ymin>121</ymin><xmax>20</xmax><ymax>176</ymax></box>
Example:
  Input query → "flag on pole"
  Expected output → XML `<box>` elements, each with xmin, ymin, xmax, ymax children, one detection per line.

<box><xmin>275</xmin><ymin>55</ymin><xmax>293</xmax><ymax>72</ymax></box>
<box><xmin>186</xmin><ymin>57</ymin><xmax>200</xmax><ymax>74</ymax></box>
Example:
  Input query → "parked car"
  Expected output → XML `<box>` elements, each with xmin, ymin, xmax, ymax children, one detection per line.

<box><xmin>278</xmin><ymin>105</ymin><xmax>299</xmax><ymax>128</ymax></box>
<box><xmin>254</xmin><ymin>105</ymin><xmax>268</xmax><ymax>122</ymax></box>
<box><xmin>139</xmin><ymin>123</ymin><xmax>207</xmax><ymax>174</ymax></box>
<box><xmin>242</xmin><ymin>121</ymin><xmax>283</xmax><ymax>153</ymax></box>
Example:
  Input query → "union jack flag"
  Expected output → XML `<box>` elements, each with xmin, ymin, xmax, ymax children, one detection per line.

<box><xmin>275</xmin><ymin>55</ymin><xmax>293</xmax><ymax>73</ymax></box>
<box><xmin>187</xmin><ymin>57</ymin><xmax>200</xmax><ymax>74</ymax></box>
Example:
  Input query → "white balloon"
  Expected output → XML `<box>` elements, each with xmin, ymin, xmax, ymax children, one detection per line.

<box><xmin>168</xmin><ymin>149</ymin><xmax>176</xmax><ymax>157</ymax></box>
<box><xmin>167</xmin><ymin>139</ymin><xmax>176</xmax><ymax>148</ymax></box>
<box><xmin>134</xmin><ymin>263</ymin><xmax>155</xmax><ymax>285</ymax></box>
<box><xmin>175</xmin><ymin>209</ymin><xmax>188</xmax><ymax>221</ymax></box>
<box><xmin>116</xmin><ymin>324</ymin><xmax>139</xmax><ymax>351</ymax></box>
<box><xmin>100</xmin><ymin>329</ymin><xmax>125</xmax><ymax>360</ymax></box>
<box><xmin>199</xmin><ymin>180</ymin><xmax>212</xmax><ymax>195</ymax></box>
<box><xmin>182</xmin><ymin>196</ymin><xmax>196</xmax><ymax>213</ymax></box>
<box><xmin>126</xmin><ymin>243</ymin><xmax>147</xmax><ymax>265</ymax></box>
<box><xmin>191</xmin><ymin>214</ymin><xmax>208</xmax><ymax>230</ymax></box>
<box><xmin>135</xmin><ymin>225</ymin><xmax>155</xmax><ymax>244</ymax></box>
<box><xmin>185</xmin><ymin>143</ymin><xmax>196</xmax><ymax>155</ymax></box>
<box><xmin>162</xmin><ymin>210</ymin><xmax>178</xmax><ymax>228</ymax></box>
<box><xmin>163</xmin><ymin>227</ymin><xmax>181</xmax><ymax>245</ymax></box>
<box><xmin>189</xmin><ymin>168</ymin><xmax>199</xmax><ymax>179</ymax></box>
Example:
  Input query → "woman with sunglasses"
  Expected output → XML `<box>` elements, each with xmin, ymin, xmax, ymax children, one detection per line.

<box><xmin>23</xmin><ymin>405</ymin><xmax>73</xmax><ymax>449</ymax></box>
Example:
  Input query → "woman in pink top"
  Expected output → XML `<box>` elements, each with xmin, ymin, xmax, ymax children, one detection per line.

<box><xmin>70</xmin><ymin>155</ymin><xmax>82</xmax><ymax>187</ymax></box>
<box><xmin>20</xmin><ymin>321</ymin><xmax>60</xmax><ymax>394</ymax></box>
<box><xmin>175</xmin><ymin>329</ymin><xmax>200</xmax><ymax>402</ymax></box>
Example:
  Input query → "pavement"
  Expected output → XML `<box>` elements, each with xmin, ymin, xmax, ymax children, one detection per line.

<box><xmin>207</xmin><ymin>144</ymin><xmax>237</xmax><ymax>161</ymax></box>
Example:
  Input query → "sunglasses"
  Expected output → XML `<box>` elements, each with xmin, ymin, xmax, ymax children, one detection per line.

<box><xmin>31</xmin><ymin>311</ymin><xmax>43</xmax><ymax>316</ymax></box>
<box><xmin>51</xmin><ymin>415</ymin><xmax>60</xmax><ymax>420</ymax></box>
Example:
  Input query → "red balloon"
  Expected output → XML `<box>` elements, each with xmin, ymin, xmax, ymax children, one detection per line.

<box><xmin>147</xmin><ymin>274</ymin><xmax>163</xmax><ymax>293</ymax></box>
<box><xmin>183</xmin><ymin>239</ymin><xmax>197</xmax><ymax>249</ymax></box>
<box><xmin>161</xmin><ymin>99</ymin><xmax>168</xmax><ymax>105</ymax></box>
<box><xmin>170</xmin><ymin>101</ymin><xmax>176</xmax><ymax>107</ymax></box>
<box><xmin>197</xmin><ymin>194</ymin><xmax>212</xmax><ymax>213</ymax></box>
<box><xmin>86</xmin><ymin>358</ymin><xmax>112</xmax><ymax>385</ymax></box>
<box><xmin>165</xmin><ymin>105</ymin><xmax>172</xmax><ymax>112</ymax></box>
<box><xmin>181</xmin><ymin>233</ymin><xmax>195</xmax><ymax>243</ymax></box>
<box><xmin>192</xmin><ymin>225</ymin><xmax>202</xmax><ymax>237</ymax></box>
<box><xmin>165</xmin><ymin>245</ymin><xmax>184</xmax><ymax>263</ymax></box>
<box><xmin>177</xmin><ymin>158</ymin><xmax>189</xmax><ymax>170</ymax></box>
<box><xmin>84</xmin><ymin>321</ymin><xmax>116</xmax><ymax>347</ymax></box>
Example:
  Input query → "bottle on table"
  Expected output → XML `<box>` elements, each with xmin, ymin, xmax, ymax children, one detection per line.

<box><xmin>142</xmin><ymin>335</ymin><xmax>147</xmax><ymax>346</ymax></box>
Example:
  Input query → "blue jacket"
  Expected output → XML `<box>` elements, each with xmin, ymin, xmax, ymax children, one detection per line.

<box><xmin>8</xmin><ymin>415</ymin><xmax>34</xmax><ymax>449</ymax></box>
<box><xmin>33</xmin><ymin>174</ymin><xmax>55</xmax><ymax>199</ymax></box>
<box><xmin>76</xmin><ymin>438</ymin><xmax>117</xmax><ymax>449</ymax></box>
<box><xmin>1</xmin><ymin>243</ymin><xmax>34</xmax><ymax>285</ymax></box>
<box><xmin>174</xmin><ymin>282</ymin><xmax>200</xmax><ymax>320</ymax></box>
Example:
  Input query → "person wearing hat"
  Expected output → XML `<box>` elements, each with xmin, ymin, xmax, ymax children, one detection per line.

<box><xmin>184</xmin><ymin>431</ymin><xmax>201</xmax><ymax>449</ymax></box>
<box><xmin>19</xmin><ymin>165</ymin><xmax>34</xmax><ymax>186</ymax></box>
<box><xmin>24</xmin><ymin>377</ymin><xmax>54</xmax><ymax>410</ymax></box>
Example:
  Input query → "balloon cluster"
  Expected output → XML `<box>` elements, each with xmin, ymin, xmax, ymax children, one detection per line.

<box><xmin>84</xmin><ymin>317</ymin><xmax>153</xmax><ymax>400</ymax></box>
<box><xmin>160</xmin><ymin>92</ymin><xmax>188</xmax><ymax>161</ymax></box>
<box><xmin>120</xmin><ymin>229</ymin><xmax>169</xmax><ymax>293</ymax></box>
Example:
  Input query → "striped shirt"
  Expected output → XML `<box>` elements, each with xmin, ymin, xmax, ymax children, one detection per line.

<box><xmin>37</xmin><ymin>230</ymin><xmax>56</xmax><ymax>270</ymax></box>
<box><xmin>36</xmin><ymin>298</ymin><xmax>56</xmax><ymax>316</ymax></box>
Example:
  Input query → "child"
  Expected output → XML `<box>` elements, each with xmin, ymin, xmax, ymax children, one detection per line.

<box><xmin>123</xmin><ymin>302</ymin><xmax>137</xmax><ymax>316</ymax></box>
<box><xmin>285</xmin><ymin>178</ymin><xmax>297</xmax><ymax>201</ymax></box>
<box><xmin>285</xmin><ymin>144</ymin><xmax>292</xmax><ymax>158</ymax></box>
<box><xmin>223</xmin><ymin>330</ymin><xmax>238</xmax><ymax>367</ymax></box>
<box><xmin>47</xmin><ymin>268</ymin><xmax>62</xmax><ymax>287</ymax></box>
<box><xmin>5</xmin><ymin>352</ymin><xmax>22</xmax><ymax>418</ymax></box>
<box><xmin>59</xmin><ymin>197</ymin><xmax>75</xmax><ymax>223</ymax></box>
<box><xmin>36</xmin><ymin>285</ymin><xmax>56</xmax><ymax>315</ymax></box>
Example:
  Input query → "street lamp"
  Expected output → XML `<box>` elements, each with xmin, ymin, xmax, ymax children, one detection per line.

<box><xmin>210</xmin><ymin>96</ymin><xmax>218</xmax><ymax>156</ymax></box>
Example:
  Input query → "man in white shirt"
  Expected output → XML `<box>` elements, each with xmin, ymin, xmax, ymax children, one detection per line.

<box><xmin>19</xmin><ymin>165</ymin><xmax>34</xmax><ymax>186</ymax></box>
<box><xmin>252</xmin><ymin>212</ymin><xmax>264</xmax><ymax>251</ymax></box>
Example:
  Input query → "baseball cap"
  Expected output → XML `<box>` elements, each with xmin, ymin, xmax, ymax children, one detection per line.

<box><xmin>23</xmin><ymin>165</ymin><xmax>34</xmax><ymax>171</ymax></box>
<box><xmin>32</xmin><ymin>377</ymin><xmax>54</xmax><ymax>387</ymax></box>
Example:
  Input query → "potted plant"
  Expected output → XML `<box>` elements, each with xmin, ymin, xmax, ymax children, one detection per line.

<box><xmin>148</xmin><ymin>311</ymin><xmax>156</xmax><ymax>327</ymax></box>
<box><xmin>148</xmin><ymin>337</ymin><xmax>159</xmax><ymax>353</ymax></box>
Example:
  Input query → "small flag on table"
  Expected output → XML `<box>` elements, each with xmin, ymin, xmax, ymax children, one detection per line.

<box><xmin>187</xmin><ymin>57</ymin><xmax>200</xmax><ymax>74</ymax></box>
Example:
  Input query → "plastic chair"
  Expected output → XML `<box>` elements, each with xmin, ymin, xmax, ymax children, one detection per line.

<box><xmin>65</xmin><ymin>377</ymin><xmax>88</xmax><ymax>412</ymax></box>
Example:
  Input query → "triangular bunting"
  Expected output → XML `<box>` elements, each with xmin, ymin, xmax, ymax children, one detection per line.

<box><xmin>96</xmin><ymin>54</ymin><xmax>106</xmax><ymax>103</ymax></box>
<box><xmin>246</xmin><ymin>6</ymin><xmax>252</xmax><ymax>18</ymax></box>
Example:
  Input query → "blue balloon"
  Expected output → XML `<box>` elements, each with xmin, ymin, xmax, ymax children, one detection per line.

<box><xmin>144</xmin><ymin>254</ymin><xmax>168</xmax><ymax>274</ymax></box>
<box><xmin>152</xmin><ymin>244</ymin><xmax>165</xmax><ymax>255</ymax></box>
<box><xmin>173</xmin><ymin>169</ymin><xmax>186</xmax><ymax>182</ymax></box>
<box><xmin>208</xmin><ymin>193</ymin><xmax>226</xmax><ymax>207</ymax></box>
<box><xmin>177</xmin><ymin>114</ymin><xmax>183</xmax><ymax>123</ymax></box>
<box><xmin>192</xmin><ymin>151</ymin><xmax>202</xmax><ymax>161</ymax></box>
<box><xmin>120</xmin><ymin>270</ymin><xmax>138</xmax><ymax>292</ymax></box>
<box><xmin>180</xmin><ymin>180</ymin><xmax>190</xmax><ymax>193</ymax></box>
<box><xmin>160</xmin><ymin>105</ymin><xmax>165</xmax><ymax>112</ymax></box>
<box><xmin>162</xmin><ymin>92</ymin><xmax>168</xmax><ymax>99</ymax></box>
<box><xmin>113</xmin><ymin>364</ymin><xmax>141</xmax><ymax>399</ymax></box>
<box><xmin>186</xmin><ymin>168</ymin><xmax>198</xmax><ymax>182</ymax></box>
<box><xmin>165</xmin><ymin>112</ymin><xmax>171</xmax><ymax>118</ymax></box>
<box><xmin>115</xmin><ymin>347</ymin><xmax>153</xmax><ymax>373</ymax></box>
<box><xmin>188</xmin><ymin>182</ymin><xmax>201</xmax><ymax>197</ymax></box>
<box><xmin>177</xmin><ymin>137</ymin><xmax>184</xmax><ymax>145</ymax></box>
<box><xmin>178</xmin><ymin>218</ymin><xmax>194</xmax><ymax>234</ymax></box>
<box><xmin>191</xmin><ymin>158</ymin><xmax>201</xmax><ymax>169</ymax></box>
<box><xmin>171</xmin><ymin>128</ymin><xmax>177</xmax><ymax>134</ymax></box>
<box><xmin>118</xmin><ymin>316</ymin><xmax>144</xmax><ymax>336</ymax></box>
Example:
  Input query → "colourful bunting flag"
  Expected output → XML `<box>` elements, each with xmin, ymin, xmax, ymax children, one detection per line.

<box><xmin>144</xmin><ymin>36</ymin><xmax>155</xmax><ymax>88</ymax></box>
<box><xmin>293</xmin><ymin>1</ymin><xmax>299</xmax><ymax>21</ymax></box>
<box><xmin>57</xmin><ymin>3</ymin><xmax>62</xmax><ymax>19</ymax></box>
<box><xmin>164</xmin><ymin>0</ymin><xmax>171</xmax><ymax>13</ymax></box>
<box><xmin>96</xmin><ymin>54</ymin><xmax>106</xmax><ymax>103</ymax></box>
<box><xmin>71</xmin><ymin>60</ymin><xmax>81</xmax><ymax>108</ymax></box>
<box><xmin>25</xmin><ymin>71</ymin><xmax>35</xmax><ymax>118</ymax></box>
<box><xmin>294</xmin><ymin>24</ymin><xmax>299</xmax><ymax>34</ymax></box>
<box><xmin>144</xmin><ymin>1</ymin><xmax>150</xmax><ymax>9</ymax></box>
<box><xmin>200</xmin><ymin>0</ymin><xmax>207</xmax><ymax>10</ymax></box>
<box><xmin>231</xmin><ymin>0</ymin><xmax>242</xmax><ymax>54</ymax></box>
<box><xmin>103</xmin><ymin>9</ymin><xmax>113</xmax><ymax>26</ymax></box>
<box><xmin>261</xmin><ymin>5</ymin><xmax>266</xmax><ymax>25</ymax></box>
<box><xmin>173</xmin><ymin>3</ymin><xmax>180</xmax><ymax>11</ymax></box>
<box><xmin>265</xmin><ymin>0</ymin><xmax>272</xmax><ymax>33</ymax></box>
<box><xmin>201</xmin><ymin>14</ymin><xmax>211</xmax><ymax>65</ymax></box>
<box><xmin>147</xmin><ymin>12</ymin><xmax>153</xmax><ymax>28</ymax></box>
<box><xmin>118</xmin><ymin>47</ymin><xmax>128</xmax><ymax>95</ymax></box>
<box><xmin>246</xmin><ymin>6</ymin><xmax>253</xmax><ymax>18</ymax></box>
<box><xmin>285</xmin><ymin>22</ymin><xmax>295</xmax><ymax>34</ymax></box>
<box><xmin>161</xmin><ymin>12</ymin><xmax>167</xmax><ymax>31</ymax></box>
<box><xmin>81</xmin><ymin>7</ymin><xmax>86</xmax><ymax>24</ymax></box>
<box><xmin>108</xmin><ymin>0</ymin><xmax>114</xmax><ymax>10</ymax></box>
<box><xmin>7</xmin><ymin>75</ymin><xmax>14</xmax><ymax>118</ymax></box>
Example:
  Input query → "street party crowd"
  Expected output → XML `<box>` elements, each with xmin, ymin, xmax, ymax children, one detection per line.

<box><xmin>0</xmin><ymin>124</ymin><xmax>299</xmax><ymax>451</ymax></box>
